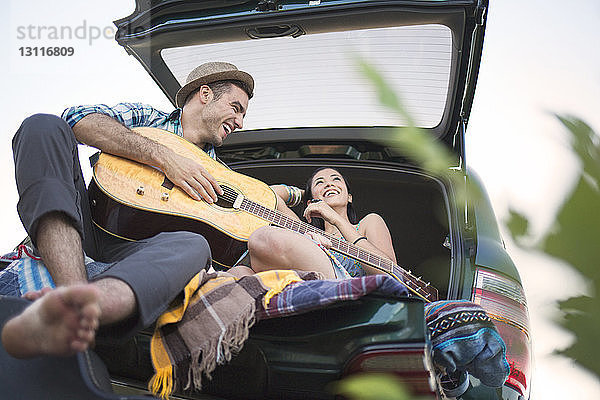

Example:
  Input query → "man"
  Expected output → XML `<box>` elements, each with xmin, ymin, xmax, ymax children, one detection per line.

<box><xmin>2</xmin><ymin>62</ymin><xmax>255</xmax><ymax>358</ymax></box>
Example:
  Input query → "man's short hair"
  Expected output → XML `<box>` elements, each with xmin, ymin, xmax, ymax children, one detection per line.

<box><xmin>183</xmin><ymin>80</ymin><xmax>253</xmax><ymax>106</ymax></box>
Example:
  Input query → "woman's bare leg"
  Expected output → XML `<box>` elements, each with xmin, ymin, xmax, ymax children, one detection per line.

<box><xmin>248</xmin><ymin>226</ymin><xmax>336</xmax><ymax>279</ymax></box>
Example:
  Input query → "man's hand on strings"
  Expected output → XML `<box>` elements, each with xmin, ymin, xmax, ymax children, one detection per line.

<box><xmin>162</xmin><ymin>152</ymin><xmax>223</xmax><ymax>203</ymax></box>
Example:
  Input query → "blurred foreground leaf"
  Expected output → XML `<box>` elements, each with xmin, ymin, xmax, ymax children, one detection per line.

<box><xmin>555</xmin><ymin>115</ymin><xmax>600</xmax><ymax>188</ymax></box>
<box><xmin>504</xmin><ymin>115</ymin><xmax>600</xmax><ymax>377</ymax></box>
<box><xmin>354</xmin><ymin>56</ymin><xmax>469</xmax><ymax>205</ymax></box>
<box><xmin>505</xmin><ymin>209</ymin><xmax>530</xmax><ymax>242</ymax></box>
<box><xmin>555</xmin><ymin>295</ymin><xmax>600</xmax><ymax>375</ymax></box>
<box><xmin>355</xmin><ymin>57</ymin><xmax>413</xmax><ymax>124</ymax></box>
<box><xmin>542</xmin><ymin>115</ymin><xmax>600</xmax><ymax>377</ymax></box>
<box><xmin>542</xmin><ymin>176</ymin><xmax>600</xmax><ymax>281</ymax></box>
<box><xmin>331</xmin><ymin>373</ymin><xmax>412</xmax><ymax>400</ymax></box>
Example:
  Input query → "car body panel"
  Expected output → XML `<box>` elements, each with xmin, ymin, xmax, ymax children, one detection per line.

<box><xmin>469</xmin><ymin>171</ymin><xmax>522</xmax><ymax>283</ymax></box>
<box><xmin>100</xmin><ymin>296</ymin><xmax>430</xmax><ymax>399</ymax></box>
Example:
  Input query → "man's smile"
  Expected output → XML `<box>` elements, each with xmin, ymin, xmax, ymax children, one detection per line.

<box><xmin>222</xmin><ymin>122</ymin><xmax>233</xmax><ymax>137</ymax></box>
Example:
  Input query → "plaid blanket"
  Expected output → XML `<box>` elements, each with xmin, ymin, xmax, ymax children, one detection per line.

<box><xmin>149</xmin><ymin>269</ymin><xmax>319</xmax><ymax>399</ymax></box>
<box><xmin>257</xmin><ymin>273</ymin><xmax>408</xmax><ymax>319</ymax></box>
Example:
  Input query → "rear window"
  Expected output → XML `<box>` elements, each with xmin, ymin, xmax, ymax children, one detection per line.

<box><xmin>161</xmin><ymin>24</ymin><xmax>452</xmax><ymax>131</ymax></box>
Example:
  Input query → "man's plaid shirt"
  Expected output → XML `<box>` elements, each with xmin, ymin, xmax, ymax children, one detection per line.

<box><xmin>61</xmin><ymin>102</ymin><xmax>216</xmax><ymax>159</ymax></box>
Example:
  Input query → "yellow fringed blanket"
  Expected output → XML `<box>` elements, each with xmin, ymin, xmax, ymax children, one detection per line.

<box><xmin>149</xmin><ymin>269</ymin><xmax>317</xmax><ymax>399</ymax></box>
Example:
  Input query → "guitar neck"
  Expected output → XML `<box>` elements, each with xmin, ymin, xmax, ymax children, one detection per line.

<box><xmin>238</xmin><ymin>197</ymin><xmax>438</xmax><ymax>302</ymax></box>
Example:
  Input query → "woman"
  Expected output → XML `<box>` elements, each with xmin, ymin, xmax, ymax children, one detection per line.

<box><xmin>230</xmin><ymin>167</ymin><xmax>396</xmax><ymax>279</ymax></box>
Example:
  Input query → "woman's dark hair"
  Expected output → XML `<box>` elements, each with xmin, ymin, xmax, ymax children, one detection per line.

<box><xmin>303</xmin><ymin>167</ymin><xmax>359</xmax><ymax>229</ymax></box>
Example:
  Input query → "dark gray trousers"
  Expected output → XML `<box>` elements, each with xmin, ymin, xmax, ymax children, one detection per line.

<box><xmin>12</xmin><ymin>113</ymin><xmax>212</xmax><ymax>337</ymax></box>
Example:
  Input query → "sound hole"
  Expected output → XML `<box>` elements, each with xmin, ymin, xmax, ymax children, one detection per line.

<box><xmin>215</xmin><ymin>185</ymin><xmax>238</xmax><ymax>209</ymax></box>
<box><xmin>161</xmin><ymin>177</ymin><xmax>174</xmax><ymax>190</ymax></box>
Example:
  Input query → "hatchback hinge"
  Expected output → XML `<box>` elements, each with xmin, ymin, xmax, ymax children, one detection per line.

<box><xmin>256</xmin><ymin>0</ymin><xmax>280</xmax><ymax>11</ymax></box>
<box><xmin>457</xmin><ymin>114</ymin><xmax>470</xmax><ymax>228</ymax></box>
<box><xmin>475</xmin><ymin>1</ymin><xmax>487</xmax><ymax>26</ymax></box>
<box><xmin>454</xmin><ymin>114</ymin><xmax>467</xmax><ymax>172</ymax></box>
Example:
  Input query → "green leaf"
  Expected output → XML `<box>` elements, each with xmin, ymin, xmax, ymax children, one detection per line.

<box><xmin>542</xmin><ymin>175</ymin><xmax>600</xmax><ymax>280</ymax></box>
<box><xmin>330</xmin><ymin>373</ymin><xmax>412</xmax><ymax>400</ymax></box>
<box><xmin>353</xmin><ymin>56</ymin><xmax>411</xmax><ymax>124</ymax></box>
<box><xmin>545</xmin><ymin>114</ymin><xmax>600</xmax><ymax>378</ymax></box>
<box><xmin>554</xmin><ymin>295</ymin><xmax>600</xmax><ymax>377</ymax></box>
<box><xmin>555</xmin><ymin>114</ymin><xmax>600</xmax><ymax>187</ymax></box>
<box><xmin>542</xmin><ymin>115</ymin><xmax>600</xmax><ymax>281</ymax></box>
<box><xmin>505</xmin><ymin>209</ymin><xmax>530</xmax><ymax>243</ymax></box>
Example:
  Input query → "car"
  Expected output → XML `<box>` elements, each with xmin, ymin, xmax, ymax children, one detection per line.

<box><xmin>1</xmin><ymin>1</ymin><xmax>532</xmax><ymax>399</ymax></box>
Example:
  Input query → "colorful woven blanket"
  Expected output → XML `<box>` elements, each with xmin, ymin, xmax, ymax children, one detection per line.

<box><xmin>424</xmin><ymin>300</ymin><xmax>510</xmax><ymax>389</ymax></box>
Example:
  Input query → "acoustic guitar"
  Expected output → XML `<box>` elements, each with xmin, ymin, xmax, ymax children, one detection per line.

<box><xmin>88</xmin><ymin>127</ymin><xmax>439</xmax><ymax>302</ymax></box>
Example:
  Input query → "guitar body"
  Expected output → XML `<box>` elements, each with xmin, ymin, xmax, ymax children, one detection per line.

<box><xmin>88</xmin><ymin>127</ymin><xmax>277</xmax><ymax>269</ymax></box>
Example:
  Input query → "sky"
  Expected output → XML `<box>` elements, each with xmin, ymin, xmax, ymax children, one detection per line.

<box><xmin>1</xmin><ymin>0</ymin><xmax>599</xmax><ymax>398</ymax></box>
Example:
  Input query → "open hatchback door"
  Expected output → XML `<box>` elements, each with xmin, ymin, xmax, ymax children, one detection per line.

<box><xmin>96</xmin><ymin>1</ymin><xmax>533</xmax><ymax>399</ymax></box>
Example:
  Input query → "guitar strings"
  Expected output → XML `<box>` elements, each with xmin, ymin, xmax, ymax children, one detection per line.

<box><xmin>217</xmin><ymin>187</ymin><xmax>435</xmax><ymax>300</ymax></box>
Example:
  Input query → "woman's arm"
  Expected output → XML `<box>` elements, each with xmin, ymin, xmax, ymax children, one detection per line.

<box><xmin>271</xmin><ymin>185</ymin><xmax>304</xmax><ymax>206</ymax></box>
<box><xmin>270</xmin><ymin>184</ymin><xmax>304</xmax><ymax>220</ymax></box>
<box><xmin>358</xmin><ymin>213</ymin><xmax>397</xmax><ymax>262</ymax></box>
<box><xmin>349</xmin><ymin>213</ymin><xmax>397</xmax><ymax>275</ymax></box>
<box><xmin>302</xmin><ymin>203</ymin><xmax>396</xmax><ymax>265</ymax></box>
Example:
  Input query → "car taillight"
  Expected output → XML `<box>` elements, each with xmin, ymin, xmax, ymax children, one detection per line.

<box><xmin>343</xmin><ymin>346</ymin><xmax>437</xmax><ymax>396</ymax></box>
<box><xmin>472</xmin><ymin>268</ymin><xmax>531</xmax><ymax>398</ymax></box>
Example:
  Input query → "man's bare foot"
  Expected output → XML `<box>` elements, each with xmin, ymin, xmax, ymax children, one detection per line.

<box><xmin>22</xmin><ymin>287</ymin><xmax>52</xmax><ymax>301</ymax></box>
<box><xmin>1</xmin><ymin>284</ymin><xmax>101</xmax><ymax>358</ymax></box>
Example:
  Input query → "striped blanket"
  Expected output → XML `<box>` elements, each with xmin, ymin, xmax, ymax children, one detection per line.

<box><xmin>149</xmin><ymin>269</ymin><xmax>320</xmax><ymax>399</ymax></box>
<box><xmin>0</xmin><ymin>245</ymin><xmax>54</xmax><ymax>295</ymax></box>
<box><xmin>0</xmin><ymin>245</ymin><xmax>110</xmax><ymax>296</ymax></box>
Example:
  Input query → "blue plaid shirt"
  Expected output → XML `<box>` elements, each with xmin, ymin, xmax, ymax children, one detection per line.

<box><xmin>61</xmin><ymin>102</ymin><xmax>216</xmax><ymax>159</ymax></box>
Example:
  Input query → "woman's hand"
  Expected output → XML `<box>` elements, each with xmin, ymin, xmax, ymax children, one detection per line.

<box><xmin>304</xmin><ymin>232</ymin><xmax>332</xmax><ymax>249</ymax></box>
<box><xmin>303</xmin><ymin>200</ymin><xmax>341</xmax><ymax>225</ymax></box>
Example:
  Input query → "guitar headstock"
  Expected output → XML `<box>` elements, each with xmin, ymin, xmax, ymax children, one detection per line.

<box><xmin>391</xmin><ymin>265</ymin><xmax>439</xmax><ymax>303</ymax></box>
<box><xmin>321</xmin><ymin>234</ymin><xmax>440</xmax><ymax>303</ymax></box>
